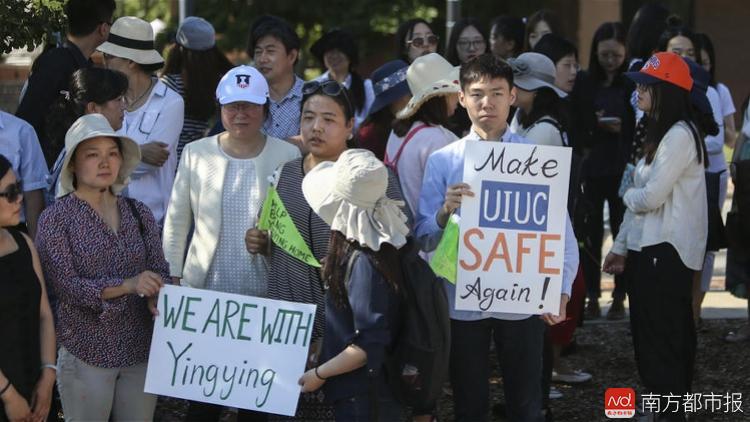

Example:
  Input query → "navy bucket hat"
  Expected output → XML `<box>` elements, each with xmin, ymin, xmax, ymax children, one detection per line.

<box><xmin>368</xmin><ymin>60</ymin><xmax>410</xmax><ymax>116</ymax></box>
<box><xmin>683</xmin><ymin>58</ymin><xmax>713</xmax><ymax>115</ymax></box>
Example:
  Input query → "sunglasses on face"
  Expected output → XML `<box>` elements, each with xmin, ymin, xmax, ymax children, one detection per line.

<box><xmin>407</xmin><ymin>34</ymin><xmax>439</xmax><ymax>48</ymax></box>
<box><xmin>0</xmin><ymin>181</ymin><xmax>23</xmax><ymax>203</ymax></box>
<box><xmin>302</xmin><ymin>80</ymin><xmax>353</xmax><ymax>115</ymax></box>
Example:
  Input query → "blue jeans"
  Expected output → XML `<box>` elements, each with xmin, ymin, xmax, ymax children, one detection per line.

<box><xmin>333</xmin><ymin>391</ymin><xmax>402</xmax><ymax>422</ymax></box>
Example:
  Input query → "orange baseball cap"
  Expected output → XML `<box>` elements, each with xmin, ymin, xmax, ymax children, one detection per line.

<box><xmin>625</xmin><ymin>52</ymin><xmax>693</xmax><ymax>91</ymax></box>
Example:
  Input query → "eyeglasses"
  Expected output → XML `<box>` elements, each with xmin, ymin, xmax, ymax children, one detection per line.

<box><xmin>457</xmin><ymin>39</ymin><xmax>486</xmax><ymax>50</ymax></box>
<box><xmin>0</xmin><ymin>181</ymin><xmax>23</xmax><ymax>203</ymax></box>
<box><xmin>407</xmin><ymin>35</ymin><xmax>439</xmax><ymax>48</ymax></box>
<box><xmin>302</xmin><ymin>80</ymin><xmax>353</xmax><ymax>115</ymax></box>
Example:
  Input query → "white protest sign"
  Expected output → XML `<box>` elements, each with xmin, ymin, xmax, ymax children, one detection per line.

<box><xmin>144</xmin><ymin>285</ymin><xmax>316</xmax><ymax>416</ymax></box>
<box><xmin>456</xmin><ymin>141</ymin><xmax>571</xmax><ymax>315</ymax></box>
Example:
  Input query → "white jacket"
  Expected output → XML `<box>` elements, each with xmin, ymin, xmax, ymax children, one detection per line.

<box><xmin>163</xmin><ymin>135</ymin><xmax>300</xmax><ymax>287</ymax></box>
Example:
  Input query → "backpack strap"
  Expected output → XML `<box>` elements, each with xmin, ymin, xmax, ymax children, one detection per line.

<box><xmin>531</xmin><ymin>117</ymin><xmax>569</xmax><ymax>147</ymax></box>
<box><xmin>384</xmin><ymin>123</ymin><xmax>429</xmax><ymax>172</ymax></box>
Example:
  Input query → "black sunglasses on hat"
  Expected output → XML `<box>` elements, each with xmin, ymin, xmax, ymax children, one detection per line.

<box><xmin>407</xmin><ymin>34</ymin><xmax>439</xmax><ymax>48</ymax></box>
<box><xmin>0</xmin><ymin>181</ymin><xmax>23</xmax><ymax>203</ymax></box>
<box><xmin>302</xmin><ymin>80</ymin><xmax>354</xmax><ymax>116</ymax></box>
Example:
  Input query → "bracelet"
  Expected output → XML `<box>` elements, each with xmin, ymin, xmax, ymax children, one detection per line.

<box><xmin>41</xmin><ymin>364</ymin><xmax>58</xmax><ymax>372</ymax></box>
<box><xmin>314</xmin><ymin>366</ymin><xmax>327</xmax><ymax>381</ymax></box>
<box><xmin>0</xmin><ymin>379</ymin><xmax>11</xmax><ymax>397</ymax></box>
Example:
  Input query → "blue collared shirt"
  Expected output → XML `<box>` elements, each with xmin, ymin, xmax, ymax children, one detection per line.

<box><xmin>0</xmin><ymin>111</ymin><xmax>49</xmax><ymax>222</ymax></box>
<box><xmin>415</xmin><ymin>128</ymin><xmax>579</xmax><ymax>321</ymax></box>
<box><xmin>263</xmin><ymin>76</ymin><xmax>304</xmax><ymax>140</ymax></box>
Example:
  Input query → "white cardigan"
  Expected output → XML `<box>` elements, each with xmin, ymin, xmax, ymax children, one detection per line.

<box><xmin>163</xmin><ymin>135</ymin><xmax>300</xmax><ymax>287</ymax></box>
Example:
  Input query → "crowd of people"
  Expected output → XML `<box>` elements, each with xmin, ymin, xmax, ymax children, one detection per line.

<box><xmin>1</xmin><ymin>0</ymin><xmax>749</xmax><ymax>421</ymax></box>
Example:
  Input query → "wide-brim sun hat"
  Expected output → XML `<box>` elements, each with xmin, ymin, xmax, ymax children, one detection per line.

<box><xmin>310</xmin><ymin>29</ymin><xmax>358</xmax><ymax>66</ymax></box>
<box><xmin>396</xmin><ymin>53</ymin><xmax>461</xmax><ymax>119</ymax></box>
<box><xmin>302</xmin><ymin>149</ymin><xmax>409</xmax><ymax>251</ymax></box>
<box><xmin>508</xmin><ymin>52</ymin><xmax>567</xmax><ymax>98</ymax></box>
<box><xmin>625</xmin><ymin>51</ymin><xmax>693</xmax><ymax>92</ymax></box>
<box><xmin>216</xmin><ymin>65</ymin><xmax>269</xmax><ymax>105</ymax></box>
<box><xmin>97</xmin><ymin>16</ymin><xmax>164</xmax><ymax>65</ymax></box>
<box><xmin>368</xmin><ymin>60</ymin><xmax>410</xmax><ymax>117</ymax></box>
<box><xmin>58</xmin><ymin>114</ymin><xmax>141</xmax><ymax>198</ymax></box>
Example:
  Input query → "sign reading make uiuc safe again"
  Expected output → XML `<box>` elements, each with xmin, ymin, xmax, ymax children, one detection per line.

<box><xmin>457</xmin><ymin>141</ymin><xmax>571</xmax><ymax>315</ymax></box>
<box><xmin>144</xmin><ymin>285</ymin><xmax>316</xmax><ymax>416</ymax></box>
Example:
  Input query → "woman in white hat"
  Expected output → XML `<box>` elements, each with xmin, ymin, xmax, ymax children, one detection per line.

<box><xmin>162</xmin><ymin>66</ymin><xmax>299</xmax><ymax>420</ymax></box>
<box><xmin>508</xmin><ymin>52</ymin><xmax>569</xmax><ymax>147</ymax></box>
<box><xmin>385</xmin><ymin>52</ymin><xmax>460</xmax><ymax>217</ymax></box>
<box><xmin>298</xmin><ymin>149</ymin><xmax>409</xmax><ymax>421</ymax></box>
<box><xmin>97</xmin><ymin>16</ymin><xmax>185</xmax><ymax>225</ymax></box>
<box><xmin>36</xmin><ymin>114</ymin><xmax>170</xmax><ymax>421</ymax></box>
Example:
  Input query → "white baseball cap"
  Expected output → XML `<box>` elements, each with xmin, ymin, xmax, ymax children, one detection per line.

<box><xmin>215</xmin><ymin>65</ymin><xmax>269</xmax><ymax>105</ymax></box>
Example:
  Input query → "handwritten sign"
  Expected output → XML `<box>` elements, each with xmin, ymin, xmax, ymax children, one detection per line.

<box><xmin>145</xmin><ymin>285</ymin><xmax>316</xmax><ymax>416</ymax></box>
<box><xmin>258</xmin><ymin>186</ymin><xmax>320</xmax><ymax>268</ymax></box>
<box><xmin>456</xmin><ymin>141</ymin><xmax>571</xmax><ymax>315</ymax></box>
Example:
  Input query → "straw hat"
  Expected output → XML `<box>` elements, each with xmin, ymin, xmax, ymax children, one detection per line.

<box><xmin>57</xmin><ymin>114</ymin><xmax>141</xmax><ymax>198</ymax></box>
<box><xmin>396</xmin><ymin>53</ymin><xmax>460</xmax><ymax>119</ymax></box>
<box><xmin>302</xmin><ymin>149</ymin><xmax>409</xmax><ymax>251</ymax></box>
<box><xmin>97</xmin><ymin>17</ymin><xmax>164</xmax><ymax>65</ymax></box>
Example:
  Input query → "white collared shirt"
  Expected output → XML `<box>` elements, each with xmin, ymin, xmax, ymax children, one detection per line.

<box><xmin>0</xmin><ymin>111</ymin><xmax>49</xmax><ymax>222</ymax></box>
<box><xmin>314</xmin><ymin>71</ymin><xmax>375</xmax><ymax>129</ymax></box>
<box><xmin>623</xmin><ymin>121</ymin><xmax>707</xmax><ymax>270</ymax></box>
<box><xmin>118</xmin><ymin>79</ymin><xmax>184</xmax><ymax>223</ymax></box>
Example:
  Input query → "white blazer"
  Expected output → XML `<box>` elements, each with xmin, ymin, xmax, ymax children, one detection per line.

<box><xmin>163</xmin><ymin>135</ymin><xmax>300</xmax><ymax>288</ymax></box>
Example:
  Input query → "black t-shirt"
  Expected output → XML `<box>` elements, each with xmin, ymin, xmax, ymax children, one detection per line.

<box><xmin>15</xmin><ymin>41</ymin><xmax>92</xmax><ymax>167</ymax></box>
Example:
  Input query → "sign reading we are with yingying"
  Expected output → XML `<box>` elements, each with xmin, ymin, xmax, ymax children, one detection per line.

<box><xmin>457</xmin><ymin>141</ymin><xmax>571</xmax><ymax>315</ymax></box>
<box><xmin>145</xmin><ymin>285</ymin><xmax>316</xmax><ymax>416</ymax></box>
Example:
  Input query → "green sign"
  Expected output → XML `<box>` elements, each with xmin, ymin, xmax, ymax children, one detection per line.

<box><xmin>258</xmin><ymin>187</ymin><xmax>321</xmax><ymax>268</ymax></box>
<box><xmin>430</xmin><ymin>214</ymin><xmax>459</xmax><ymax>284</ymax></box>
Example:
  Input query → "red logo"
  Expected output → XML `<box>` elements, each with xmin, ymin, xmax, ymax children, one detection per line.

<box><xmin>605</xmin><ymin>388</ymin><xmax>636</xmax><ymax>418</ymax></box>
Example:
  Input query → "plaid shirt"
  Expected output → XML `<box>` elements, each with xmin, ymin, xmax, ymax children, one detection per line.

<box><xmin>263</xmin><ymin>76</ymin><xmax>304</xmax><ymax>140</ymax></box>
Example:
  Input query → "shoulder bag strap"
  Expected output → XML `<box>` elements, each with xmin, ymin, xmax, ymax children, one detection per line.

<box><xmin>384</xmin><ymin>123</ymin><xmax>429</xmax><ymax>168</ymax></box>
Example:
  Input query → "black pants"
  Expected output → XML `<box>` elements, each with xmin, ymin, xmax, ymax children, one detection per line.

<box><xmin>582</xmin><ymin>175</ymin><xmax>626</xmax><ymax>300</ymax></box>
<box><xmin>631</xmin><ymin>243</ymin><xmax>695</xmax><ymax>422</ymax></box>
<box><xmin>450</xmin><ymin>317</ymin><xmax>545</xmax><ymax>422</ymax></box>
<box><xmin>185</xmin><ymin>401</ymin><xmax>267</xmax><ymax>422</ymax></box>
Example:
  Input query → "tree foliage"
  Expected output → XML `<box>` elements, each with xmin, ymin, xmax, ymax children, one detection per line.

<box><xmin>1</xmin><ymin>0</ymin><xmax>66</xmax><ymax>54</ymax></box>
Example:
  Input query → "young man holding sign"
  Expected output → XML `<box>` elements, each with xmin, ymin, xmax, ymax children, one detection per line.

<box><xmin>415</xmin><ymin>54</ymin><xmax>579</xmax><ymax>421</ymax></box>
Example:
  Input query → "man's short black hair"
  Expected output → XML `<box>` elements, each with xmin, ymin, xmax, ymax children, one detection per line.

<box><xmin>247</xmin><ymin>15</ymin><xmax>301</xmax><ymax>55</ymax></box>
<box><xmin>65</xmin><ymin>0</ymin><xmax>116</xmax><ymax>37</ymax></box>
<box><xmin>459</xmin><ymin>53</ymin><xmax>514</xmax><ymax>90</ymax></box>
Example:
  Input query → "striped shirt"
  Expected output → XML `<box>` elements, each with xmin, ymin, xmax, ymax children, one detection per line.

<box><xmin>263</xmin><ymin>77</ymin><xmax>304</xmax><ymax>140</ymax></box>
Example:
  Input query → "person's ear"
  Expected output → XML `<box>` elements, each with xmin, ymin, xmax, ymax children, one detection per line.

<box><xmin>346</xmin><ymin>117</ymin><xmax>355</xmax><ymax>130</ymax></box>
<box><xmin>458</xmin><ymin>89</ymin><xmax>467</xmax><ymax>108</ymax></box>
<box><xmin>509</xmin><ymin>86</ymin><xmax>517</xmax><ymax>105</ymax></box>
<box><xmin>287</xmin><ymin>48</ymin><xmax>299</xmax><ymax>65</ymax></box>
<box><xmin>85</xmin><ymin>101</ymin><xmax>99</xmax><ymax>114</ymax></box>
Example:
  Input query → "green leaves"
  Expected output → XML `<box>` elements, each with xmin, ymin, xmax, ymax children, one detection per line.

<box><xmin>1</xmin><ymin>0</ymin><xmax>66</xmax><ymax>54</ymax></box>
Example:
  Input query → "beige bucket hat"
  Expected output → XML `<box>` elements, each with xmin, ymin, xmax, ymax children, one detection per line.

<box><xmin>57</xmin><ymin>114</ymin><xmax>141</xmax><ymax>198</ymax></box>
<box><xmin>395</xmin><ymin>52</ymin><xmax>460</xmax><ymax>119</ymax></box>
<box><xmin>302</xmin><ymin>149</ymin><xmax>409</xmax><ymax>251</ymax></box>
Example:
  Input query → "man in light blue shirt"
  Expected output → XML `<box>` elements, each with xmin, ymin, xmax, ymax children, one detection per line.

<box><xmin>0</xmin><ymin>110</ymin><xmax>48</xmax><ymax>238</ymax></box>
<box><xmin>415</xmin><ymin>54</ymin><xmax>579</xmax><ymax>421</ymax></box>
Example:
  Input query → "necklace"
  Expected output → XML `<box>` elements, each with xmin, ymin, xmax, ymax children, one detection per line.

<box><xmin>127</xmin><ymin>78</ymin><xmax>154</xmax><ymax>111</ymax></box>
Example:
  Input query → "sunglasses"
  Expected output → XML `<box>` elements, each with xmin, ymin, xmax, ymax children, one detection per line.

<box><xmin>407</xmin><ymin>35</ymin><xmax>439</xmax><ymax>48</ymax></box>
<box><xmin>0</xmin><ymin>181</ymin><xmax>23</xmax><ymax>203</ymax></box>
<box><xmin>302</xmin><ymin>80</ymin><xmax>353</xmax><ymax>115</ymax></box>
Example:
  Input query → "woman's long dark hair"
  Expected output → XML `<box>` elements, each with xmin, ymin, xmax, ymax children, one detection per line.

<box><xmin>392</xmin><ymin>95</ymin><xmax>450</xmax><ymax>137</ymax></box>
<box><xmin>517</xmin><ymin>87</ymin><xmax>568</xmax><ymax>131</ymax></box>
<box><xmin>656</xmin><ymin>16</ymin><xmax>699</xmax><ymax>61</ymax></box>
<box><xmin>322</xmin><ymin>231</ymin><xmax>402</xmax><ymax>309</ymax></box>
<box><xmin>446</xmin><ymin>18</ymin><xmax>488</xmax><ymax>66</ymax></box>
<box><xmin>524</xmin><ymin>9</ymin><xmax>562</xmax><ymax>52</ymax></box>
<box><xmin>626</xmin><ymin>3</ymin><xmax>669</xmax><ymax>63</ymax></box>
<box><xmin>46</xmin><ymin>68</ymin><xmax>128</xmax><ymax>152</ymax></box>
<box><xmin>695</xmin><ymin>33</ymin><xmax>716</xmax><ymax>86</ymax></box>
<box><xmin>588</xmin><ymin>22</ymin><xmax>628</xmax><ymax>84</ymax></box>
<box><xmin>163</xmin><ymin>44</ymin><xmax>233</xmax><ymax>121</ymax></box>
<box><xmin>642</xmin><ymin>82</ymin><xmax>707</xmax><ymax>166</ymax></box>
